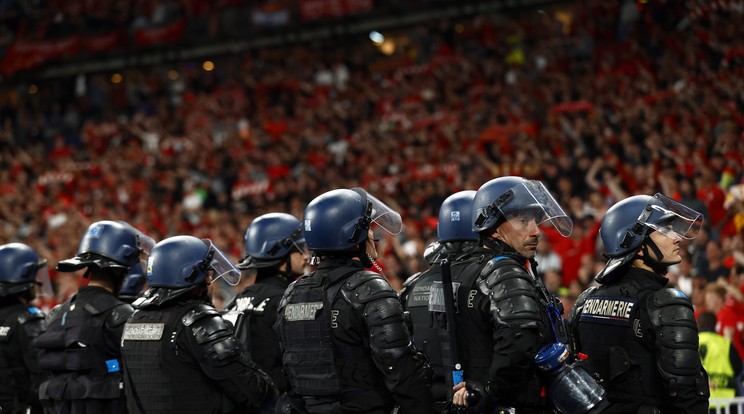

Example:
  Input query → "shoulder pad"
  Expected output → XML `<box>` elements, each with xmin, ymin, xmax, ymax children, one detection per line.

<box><xmin>46</xmin><ymin>304</ymin><xmax>64</xmax><ymax>324</ymax></box>
<box><xmin>18</xmin><ymin>306</ymin><xmax>45</xmax><ymax>325</ymax></box>
<box><xmin>182</xmin><ymin>303</ymin><xmax>221</xmax><ymax>327</ymax></box>
<box><xmin>342</xmin><ymin>272</ymin><xmax>396</xmax><ymax>309</ymax></box>
<box><xmin>278</xmin><ymin>279</ymin><xmax>299</xmax><ymax>311</ymax></box>
<box><xmin>479</xmin><ymin>257</ymin><xmax>531</xmax><ymax>292</ymax></box>
<box><xmin>188</xmin><ymin>311</ymin><xmax>233</xmax><ymax>345</ymax></box>
<box><xmin>568</xmin><ymin>286</ymin><xmax>598</xmax><ymax>325</ymax></box>
<box><xmin>108</xmin><ymin>303</ymin><xmax>135</xmax><ymax>328</ymax></box>
<box><xmin>647</xmin><ymin>288</ymin><xmax>696</xmax><ymax>330</ymax></box>
<box><xmin>84</xmin><ymin>293</ymin><xmax>124</xmax><ymax>315</ymax></box>
<box><xmin>651</xmin><ymin>288</ymin><xmax>691</xmax><ymax>307</ymax></box>
<box><xmin>403</xmin><ymin>272</ymin><xmax>422</xmax><ymax>288</ymax></box>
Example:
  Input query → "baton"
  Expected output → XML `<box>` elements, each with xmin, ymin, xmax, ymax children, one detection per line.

<box><xmin>440</xmin><ymin>259</ymin><xmax>463</xmax><ymax>386</ymax></box>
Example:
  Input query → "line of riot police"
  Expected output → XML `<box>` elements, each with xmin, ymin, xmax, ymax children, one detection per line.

<box><xmin>0</xmin><ymin>176</ymin><xmax>710</xmax><ymax>414</ymax></box>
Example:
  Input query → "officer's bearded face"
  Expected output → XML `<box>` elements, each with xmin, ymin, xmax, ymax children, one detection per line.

<box><xmin>491</xmin><ymin>217</ymin><xmax>541</xmax><ymax>258</ymax></box>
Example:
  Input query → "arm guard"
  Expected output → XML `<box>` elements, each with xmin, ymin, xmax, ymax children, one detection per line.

<box><xmin>342</xmin><ymin>272</ymin><xmax>435</xmax><ymax>414</ymax></box>
<box><xmin>342</xmin><ymin>272</ymin><xmax>412</xmax><ymax>359</ymax></box>
<box><xmin>647</xmin><ymin>289</ymin><xmax>709</xmax><ymax>403</ymax></box>
<box><xmin>183</xmin><ymin>304</ymin><xmax>274</xmax><ymax>407</ymax></box>
<box><xmin>478</xmin><ymin>258</ymin><xmax>545</xmax><ymax>330</ymax></box>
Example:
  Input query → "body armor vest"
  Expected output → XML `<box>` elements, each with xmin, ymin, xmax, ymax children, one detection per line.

<box><xmin>122</xmin><ymin>301</ymin><xmax>225</xmax><ymax>413</ymax></box>
<box><xmin>576</xmin><ymin>278</ymin><xmax>665</xmax><ymax>406</ymax></box>
<box><xmin>404</xmin><ymin>268</ymin><xmax>447</xmax><ymax>381</ymax></box>
<box><xmin>36</xmin><ymin>291</ymin><xmax>127</xmax><ymax>413</ymax></box>
<box><xmin>0</xmin><ymin>304</ymin><xmax>44</xmax><ymax>409</ymax></box>
<box><xmin>278</xmin><ymin>267</ymin><xmax>381</xmax><ymax>399</ymax></box>
<box><xmin>448</xmin><ymin>257</ymin><xmax>493</xmax><ymax>384</ymax></box>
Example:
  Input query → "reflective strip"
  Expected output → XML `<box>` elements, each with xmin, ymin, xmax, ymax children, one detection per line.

<box><xmin>122</xmin><ymin>322</ymin><xmax>165</xmax><ymax>340</ymax></box>
<box><xmin>284</xmin><ymin>302</ymin><xmax>323</xmax><ymax>321</ymax></box>
<box><xmin>0</xmin><ymin>326</ymin><xmax>10</xmax><ymax>336</ymax></box>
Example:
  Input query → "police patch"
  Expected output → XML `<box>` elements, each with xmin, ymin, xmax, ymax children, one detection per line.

<box><xmin>428</xmin><ymin>281</ymin><xmax>460</xmax><ymax>313</ymax></box>
<box><xmin>579</xmin><ymin>296</ymin><xmax>636</xmax><ymax>326</ymax></box>
<box><xmin>284</xmin><ymin>302</ymin><xmax>323</xmax><ymax>321</ymax></box>
<box><xmin>122</xmin><ymin>323</ymin><xmax>165</xmax><ymax>341</ymax></box>
<box><xmin>451</xmin><ymin>211</ymin><xmax>461</xmax><ymax>221</ymax></box>
<box><xmin>87</xmin><ymin>224</ymin><xmax>103</xmax><ymax>238</ymax></box>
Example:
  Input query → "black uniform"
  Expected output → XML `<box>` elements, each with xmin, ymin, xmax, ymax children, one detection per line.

<box><xmin>276</xmin><ymin>258</ymin><xmax>435</xmax><ymax>414</ymax></box>
<box><xmin>399</xmin><ymin>243</ymin><xmax>488</xmax><ymax>407</ymax></box>
<box><xmin>36</xmin><ymin>286</ymin><xmax>133</xmax><ymax>414</ymax></box>
<box><xmin>225</xmin><ymin>275</ymin><xmax>289</xmax><ymax>393</ymax></box>
<box><xmin>0</xmin><ymin>300</ymin><xmax>45</xmax><ymax>413</ymax></box>
<box><xmin>457</xmin><ymin>252</ymin><xmax>559</xmax><ymax>414</ymax></box>
<box><xmin>569</xmin><ymin>267</ymin><xmax>709</xmax><ymax>414</ymax></box>
<box><xmin>121</xmin><ymin>293</ymin><xmax>273</xmax><ymax>414</ymax></box>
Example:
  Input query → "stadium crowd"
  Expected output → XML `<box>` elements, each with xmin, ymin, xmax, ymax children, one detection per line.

<box><xmin>0</xmin><ymin>0</ymin><xmax>742</xmax><ymax>329</ymax></box>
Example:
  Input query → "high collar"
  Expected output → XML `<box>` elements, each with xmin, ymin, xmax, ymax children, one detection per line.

<box><xmin>624</xmin><ymin>266</ymin><xmax>670</xmax><ymax>288</ymax></box>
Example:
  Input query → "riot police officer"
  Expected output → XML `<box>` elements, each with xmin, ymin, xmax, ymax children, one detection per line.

<box><xmin>276</xmin><ymin>187</ymin><xmax>436</xmax><ymax>414</ymax></box>
<box><xmin>400</xmin><ymin>190</ymin><xmax>488</xmax><ymax>409</ymax></box>
<box><xmin>121</xmin><ymin>235</ymin><xmax>274</xmax><ymax>413</ymax></box>
<box><xmin>118</xmin><ymin>262</ymin><xmax>147</xmax><ymax>304</ymax></box>
<box><xmin>223</xmin><ymin>213</ymin><xmax>307</xmax><ymax>412</ymax></box>
<box><xmin>569</xmin><ymin>194</ymin><xmax>710</xmax><ymax>413</ymax></box>
<box><xmin>450</xmin><ymin>176</ymin><xmax>577</xmax><ymax>414</ymax></box>
<box><xmin>0</xmin><ymin>243</ymin><xmax>48</xmax><ymax>413</ymax></box>
<box><xmin>36</xmin><ymin>220</ymin><xmax>155</xmax><ymax>414</ymax></box>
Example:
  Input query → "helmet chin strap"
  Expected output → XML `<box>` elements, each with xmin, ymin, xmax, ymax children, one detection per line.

<box><xmin>639</xmin><ymin>237</ymin><xmax>669</xmax><ymax>275</ymax></box>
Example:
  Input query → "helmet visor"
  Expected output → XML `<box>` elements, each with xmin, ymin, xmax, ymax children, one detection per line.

<box><xmin>203</xmin><ymin>239</ymin><xmax>241</xmax><ymax>286</ymax></box>
<box><xmin>118</xmin><ymin>221</ymin><xmax>156</xmax><ymax>256</ymax></box>
<box><xmin>34</xmin><ymin>261</ymin><xmax>54</xmax><ymax>299</ymax></box>
<box><xmin>499</xmin><ymin>180</ymin><xmax>573</xmax><ymax>237</ymax></box>
<box><xmin>642</xmin><ymin>194</ymin><xmax>703</xmax><ymax>240</ymax></box>
<box><xmin>351</xmin><ymin>188</ymin><xmax>402</xmax><ymax>235</ymax></box>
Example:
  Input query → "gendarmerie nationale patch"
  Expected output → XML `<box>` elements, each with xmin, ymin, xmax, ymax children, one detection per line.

<box><xmin>122</xmin><ymin>323</ymin><xmax>165</xmax><ymax>341</ymax></box>
<box><xmin>284</xmin><ymin>302</ymin><xmax>323</xmax><ymax>321</ymax></box>
<box><xmin>579</xmin><ymin>296</ymin><xmax>636</xmax><ymax>326</ymax></box>
<box><xmin>428</xmin><ymin>281</ymin><xmax>460</xmax><ymax>313</ymax></box>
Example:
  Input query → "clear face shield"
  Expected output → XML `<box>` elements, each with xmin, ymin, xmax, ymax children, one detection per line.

<box><xmin>33</xmin><ymin>260</ymin><xmax>54</xmax><ymax>299</ymax></box>
<box><xmin>202</xmin><ymin>239</ymin><xmax>241</xmax><ymax>286</ymax></box>
<box><xmin>351</xmin><ymin>187</ymin><xmax>403</xmax><ymax>237</ymax></box>
<box><xmin>639</xmin><ymin>193</ymin><xmax>703</xmax><ymax>240</ymax></box>
<box><xmin>118</xmin><ymin>221</ymin><xmax>156</xmax><ymax>257</ymax></box>
<box><xmin>495</xmin><ymin>180</ymin><xmax>573</xmax><ymax>237</ymax></box>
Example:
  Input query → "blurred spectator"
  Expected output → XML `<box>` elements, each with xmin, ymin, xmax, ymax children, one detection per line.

<box><xmin>534</xmin><ymin>234</ymin><xmax>562</xmax><ymax>276</ymax></box>
<box><xmin>704</xmin><ymin>284</ymin><xmax>744</xmax><ymax>360</ymax></box>
<box><xmin>697</xmin><ymin>311</ymin><xmax>742</xmax><ymax>399</ymax></box>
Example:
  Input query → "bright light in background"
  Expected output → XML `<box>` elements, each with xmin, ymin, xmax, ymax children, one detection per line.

<box><xmin>168</xmin><ymin>70</ymin><xmax>180</xmax><ymax>80</ymax></box>
<box><xmin>111</xmin><ymin>73</ymin><xmax>123</xmax><ymax>84</ymax></box>
<box><xmin>369</xmin><ymin>31</ymin><xmax>385</xmax><ymax>46</ymax></box>
<box><xmin>202</xmin><ymin>61</ymin><xmax>215</xmax><ymax>71</ymax></box>
<box><xmin>379</xmin><ymin>39</ymin><xmax>396</xmax><ymax>55</ymax></box>
<box><xmin>28</xmin><ymin>84</ymin><xmax>38</xmax><ymax>94</ymax></box>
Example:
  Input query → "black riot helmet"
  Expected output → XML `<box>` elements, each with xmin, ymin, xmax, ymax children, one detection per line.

<box><xmin>595</xmin><ymin>193</ymin><xmax>703</xmax><ymax>283</ymax></box>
